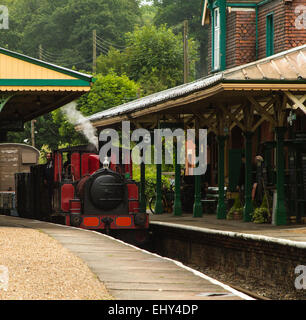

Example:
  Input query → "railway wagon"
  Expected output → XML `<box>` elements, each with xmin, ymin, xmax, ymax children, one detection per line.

<box><xmin>0</xmin><ymin>143</ymin><xmax>39</xmax><ymax>215</ymax></box>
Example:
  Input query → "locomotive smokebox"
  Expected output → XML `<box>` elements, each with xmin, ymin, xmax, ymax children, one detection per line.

<box><xmin>82</xmin><ymin>168</ymin><xmax>129</xmax><ymax>215</ymax></box>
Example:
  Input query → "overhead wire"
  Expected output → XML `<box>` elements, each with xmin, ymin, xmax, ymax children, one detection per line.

<box><xmin>96</xmin><ymin>34</ymin><xmax>126</xmax><ymax>50</ymax></box>
<box><xmin>38</xmin><ymin>32</ymin><xmax>127</xmax><ymax>67</ymax></box>
<box><xmin>39</xmin><ymin>51</ymin><xmax>92</xmax><ymax>68</ymax></box>
<box><xmin>95</xmin><ymin>42</ymin><xmax>109</xmax><ymax>55</ymax></box>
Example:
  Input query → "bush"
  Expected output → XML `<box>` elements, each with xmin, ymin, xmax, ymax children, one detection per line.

<box><xmin>227</xmin><ymin>194</ymin><xmax>243</xmax><ymax>220</ymax></box>
<box><xmin>133</xmin><ymin>164</ymin><xmax>172</xmax><ymax>201</ymax></box>
<box><xmin>252</xmin><ymin>194</ymin><xmax>271</xmax><ymax>224</ymax></box>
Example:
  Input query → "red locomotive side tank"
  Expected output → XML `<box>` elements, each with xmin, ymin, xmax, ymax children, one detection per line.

<box><xmin>71</xmin><ymin>152</ymin><xmax>81</xmax><ymax>181</ymax></box>
<box><xmin>88</xmin><ymin>154</ymin><xmax>100</xmax><ymax>175</ymax></box>
<box><xmin>127</xmin><ymin>181</ymin><xmax>139</xmax><ymax>213</ymax></box>
<box><xmin>81</xmin><ymin>153</ymin><xmax>90</xmax><ymax>176</ymax></box>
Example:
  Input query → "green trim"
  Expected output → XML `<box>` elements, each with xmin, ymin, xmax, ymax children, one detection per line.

<box><xmin>0</xmin><ymin>47</ymin><xmax>93</xmax><ymax>82</ymax></box>
<box><xmin>0</xmin><ymin>79</ymin><xmax>91</xmax><ymax>87</ymax></box>
<box><xmin>266</xmin><ymin>13</ymin><xmax>274</xmax><ymax>57</ymax></box>
<box><xmin>211</xmin><ymin>1</ymin><xmax>226</xmax><ymax>72</ymax></box>
<box><xmin>226</xmin><ymin>3</ymin><xmax>257</xmax><ymax>7</ymax></box>
<box><xmin>257</xmin><ymin>0</ymin><xmax>271</xmax><ymax>6</ymax></box>
<box><xmin>256</xmin><ymin>6</ymin><xmax>259</xmax><ymax>60</ymax></box>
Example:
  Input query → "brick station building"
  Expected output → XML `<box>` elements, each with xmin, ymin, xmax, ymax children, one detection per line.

<box><xmin>201</xmin><ymin>0</ymin><xmax>306</xmax><ymax>223</ymax></box>
<box><xmin>203</xmin><ymin>0</ymin><xmax>306</xmax><ymax>72</ymax></box>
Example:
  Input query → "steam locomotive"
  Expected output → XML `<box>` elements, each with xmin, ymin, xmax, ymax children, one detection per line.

<box><xmin>16</xmin><ymin>145</ymin><xmax>149</xmax><ymax>245</ymax></box>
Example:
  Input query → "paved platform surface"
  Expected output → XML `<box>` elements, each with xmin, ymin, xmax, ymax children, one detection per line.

<box><xmin>150</xmin><ymin>213</ymin><xmax>306</xmax><ymax>243</ymax></box>
<box><xmin>0</xmin><ymin>215</ymin><xmax>252</xmax><ymax>300</ymax></box>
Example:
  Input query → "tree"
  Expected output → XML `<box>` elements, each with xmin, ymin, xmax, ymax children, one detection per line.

<box><xmin>78</xmin><ymin>72</ymin><xmax>139</xmax><ymax>116</ymax></box>
<box><xmin>0</xmin><ymin>0</ymin><xmax>142</xmax><ymax>71</ymax></box>
<box><xmin>153</xmin><ymin>0</ymin><xmax>209</xmax><ymax>77</ymax></box>
<box><xmin>97</xmin><ymin>25</ymin><xmax>198</xmax><ymax>96</ymax></box>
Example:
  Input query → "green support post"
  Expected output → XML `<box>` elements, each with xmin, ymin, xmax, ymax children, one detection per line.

<box><xmin>243</xmin><ymin>131</ymin><xmax>253</xmax><ymax>222</ymax></box>
<box><xmin>139</xmin><ymin>162</ymin><xmax>146</xmax><ymax>213</ymax></box>
<box><xmin>193</xmin><ymin>172</ymin><xmax>203</xmax><ymax>217</ymax></box>
<box><xmin>275</xmin><ymin>127</ymin><xmax>287</xmax><ymax>225</ymax></box>
<box><xmin>155</xmin><ymin>121</ymin><xmax>163</xmax><ymax>214</ymax></box>
<box><xmin>173</xmin><ymin>141</ymin><xmax>182</xmax><ymax>216</ymax></box>
<box><xmin>155</xmin><ymin>163</ymin><xmax>163</xmax><ymax>214</ymax></box>
<box><xmin>217</xmin><ymin>135</ymin><xmax>226</xmax><ymax>219</ymax></box>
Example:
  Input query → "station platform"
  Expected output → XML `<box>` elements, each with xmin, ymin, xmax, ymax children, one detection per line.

<box><xmin>148</xmin><ymin>212</ymin><xmax>306</xmax><ymax>300</ymax></box>
<box><xmin>0</xmin><ymin>215</ymin><xmax>253</xmax><ymax>300</ymax></box>
<box><xmin>150</xmin><ymin>213</ymin><xmax>306</xmax><ymax>243</ymax></box>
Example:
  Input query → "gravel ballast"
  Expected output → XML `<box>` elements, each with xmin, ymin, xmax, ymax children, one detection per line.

<box><xmin>0</xmin><ymin>227</ymin><xmax>114</xmax><ymax>300</ymax></box>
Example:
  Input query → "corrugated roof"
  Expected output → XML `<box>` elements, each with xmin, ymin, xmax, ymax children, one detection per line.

<box><xmin>83</xmin><ymin>44</ymin><xmax>306</xmax><ymax>126</ymax></box>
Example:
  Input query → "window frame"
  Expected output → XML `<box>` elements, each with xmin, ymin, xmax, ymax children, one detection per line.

<box><xmin>266</xmin><ymin>13</ymin><xmax>274</xmax><ymax>57</ymax></box>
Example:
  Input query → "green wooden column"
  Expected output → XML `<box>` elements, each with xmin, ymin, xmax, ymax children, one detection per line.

<box><xmin>173</xmin><ymin>141</ymin><xmax>182</xmax><ymax>216</ymax></box>
<box><xmin>155</xmin><ymin>162</ymin><xmax>163</xmax><ymax>214</ymax></box>
<box><xmin>155</xmin><ymin>121</ymin><xmax>163</xmax><ymax>214</ymax></box>
<box><xmin>139</xmin><ymin>162</ymin><xmax>146</xmax><ymax>213</ymax></box>
<box><xmin>217</xmin><ymin>135</ymin><xmax>226</xmax><ymax>219</ymax></box>
<box><xmin>243</xmin><ymin>131</ymin><xmax>253</xmax><ymax>222</ymax></box>
<box><xmin>275</xmin><ymin>127</ymin><xmax>287</xmax><ymax>225</ymax></box>
<box><xmin>193</xmin><ymin>173</ymin><xmax>203</xmax><ymax>217</ymax></box>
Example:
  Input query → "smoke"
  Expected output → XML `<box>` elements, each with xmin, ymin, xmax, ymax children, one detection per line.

<box><xmin>61</xmin><ymin>101</ymin><xmax>98</xmax><ymax>149</ymax></box>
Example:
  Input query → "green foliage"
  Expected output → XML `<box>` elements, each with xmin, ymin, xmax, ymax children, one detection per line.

<box><xmin>153</xmin><ymin>0</ymin><xmax>209</xmax><ymax>77</ymax></box>
<box><xmin>133</xmin><ymin>164</ymin><xmax>172</xmax><ymax>201</ymax></box>
<box><xmin>140</xmin><ymin>4</ymin><xmax>158</xmax><ymax>26</ymax></box>
<box><xmin>227</xmin><ymin>194</ymin><xmax>243</xmax><ymax>220</ymax></box>
<box><xmin>7</xmin><ymin>113</ymin><xmax>61</xmax><ymax>151</ymax></box>
<box><xmin>0</xmin><ymin>0</ymin><xmax>142</xmax><ymax>70</ymax></box>
<box><xmin>97</xmin><ymin>24</ymin><xmax>198</xmax><ymax>96</ymax></box>
<box><xmin>78</xmin><ymin>73</ymin><xmax>139</xmax><ymax>116</ymax></box>
<box><xmin>252</xmin><ymin>194</ymin><xmax>271</xmax><ymax>224</ymax></box>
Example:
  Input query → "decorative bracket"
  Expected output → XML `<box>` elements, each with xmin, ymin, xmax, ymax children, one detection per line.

<box><xmin>0</xmin><ymin>94</ymin><xmax>15</xmax><ymax>113</ymax></box>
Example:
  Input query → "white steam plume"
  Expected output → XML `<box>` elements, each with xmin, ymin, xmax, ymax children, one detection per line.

<box><xmin>61</xmin><ymin>101</ymin><xmax>98</xmax><ymax>149</ymax></box>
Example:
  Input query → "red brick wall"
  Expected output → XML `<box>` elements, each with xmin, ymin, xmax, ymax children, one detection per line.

<box><xmin>284</xmin><ymin>0</ymin><xmax>306</xmax><ymax>50</ymax></box>
<box><xmin>234</xmin><ymin>10</ymin><xmax>256</xmax><ymax>65</ymax></box>
<box><xmin>258</xmin><ymin>0</ymin><xmax>286</xmax><ymax>59</ymax></box>
<box><xmin>226</xmin><ymin>11</ymin><xmax>237</xmax><ymax>69</ymax></box>
<box><xmin>206</xmin><ymin>0</ymin><xmax>306</xmax><ymax>74</ymax></box>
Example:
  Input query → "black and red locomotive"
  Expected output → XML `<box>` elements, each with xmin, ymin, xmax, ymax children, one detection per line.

<box><xmin>16</xmin><ymin>144</ymin><xmax>149</xmax><ymax>244</ymax></box>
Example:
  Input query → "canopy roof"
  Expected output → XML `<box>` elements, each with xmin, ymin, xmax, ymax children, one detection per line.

<box><xmin>0</xmin><ymin>47</ymin><xmax>93</xmax><ymax>130</ymax></box>
<box><xmin>81</xmin><ymin>44</ymin><xmax>306</xmax><ymax>130</ymax></box>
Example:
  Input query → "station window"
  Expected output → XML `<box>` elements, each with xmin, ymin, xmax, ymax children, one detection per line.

<box><xmin>266</xmin><ymin>13</ymin><xmax>274</xmax><ymax>57</ymax></box>
<box><xmin>213</xmin><ymin>7</ymin><xmax>220</xmax><ymax>70</ymax></box>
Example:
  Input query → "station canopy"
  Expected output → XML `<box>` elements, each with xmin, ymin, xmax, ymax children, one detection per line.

<box><xmin>79</xmin><ymin>44</ymin><xmax>306</xmax><ymax>131</ymax></box>
<box><xmin>0</xmin><ymin>47</ymin><xmax>93</xmax><ymax>131</ymax></box>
